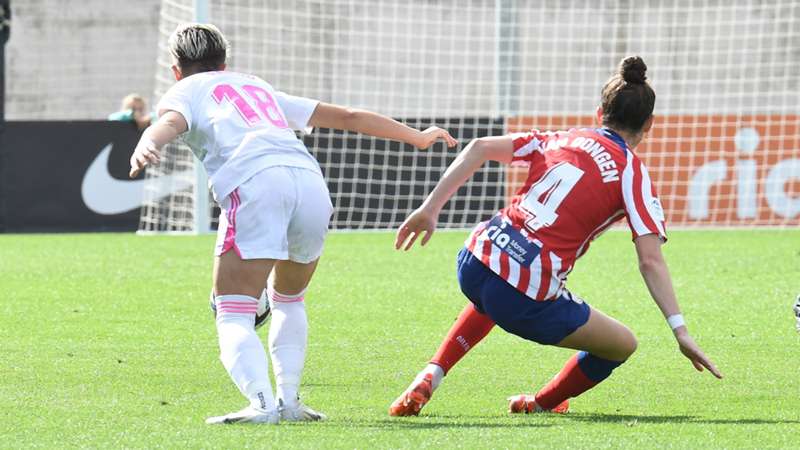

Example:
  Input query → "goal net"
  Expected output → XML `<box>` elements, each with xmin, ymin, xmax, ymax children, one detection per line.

<box><xmin>140</xmin><ymin>0</ymin><xmax>800</xmax><ymax>233</ymax></box>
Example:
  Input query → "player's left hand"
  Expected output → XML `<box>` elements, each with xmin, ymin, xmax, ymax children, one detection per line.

<box><xmin>395</xmin><ymin>207</ymin><xmax>437</xmax><ymax>251</ymax></box>
<box><xmin>675</xmin><ymin>328</ymin><xmax>723</xmax><ymax>379</ymax></box>
<box><xmin>414</xmin><ymin>126</ymin><xmax>458</xmax><ymax>150</ymax></box>
<box><xmin>129</xmin><ymin>139</ymin><xmax>162</xmax><ymax>178</ymax></box>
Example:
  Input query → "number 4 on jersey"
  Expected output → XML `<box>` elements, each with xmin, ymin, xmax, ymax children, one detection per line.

<box><xmin>520</xmin><ymin>162</ymin><xmax>584</xmax><ymax>231</ymax></box>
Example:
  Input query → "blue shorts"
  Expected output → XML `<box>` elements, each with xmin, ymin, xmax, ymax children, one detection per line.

<box><xmin>456</xmin><ymin>247</ymin><xmax>591</xmax><ymax>345</ymax></box>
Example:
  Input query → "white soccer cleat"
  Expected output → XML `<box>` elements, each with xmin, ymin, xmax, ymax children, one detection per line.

<box><xmin>205</xmin><ymin>406</ymin><xmax>280</xmax><ymax>425</ymax></box>
<box><xmin>254</xmin><ymin>289</ymin><xmax>271</xmax><ymax>329</ymax></box>
<box><xmin>793</xmin><ymin>294</ymin><xmax>800</xmax><ymax>333</ymax></box>
<box><xmin>278</xmin><ymin>398</ymin><xmax>327</xmax><ymax>422</ymax></box>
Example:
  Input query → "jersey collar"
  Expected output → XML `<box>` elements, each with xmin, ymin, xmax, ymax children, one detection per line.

<box><xmin>595</xmin><ymin>127</ymin><xmax>629</xmax><ymax>153</ymax></box>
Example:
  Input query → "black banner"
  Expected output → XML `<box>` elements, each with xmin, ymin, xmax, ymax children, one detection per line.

<box><xmin>0</xmin><ymin>121</ymin><xmax>143</xmax><ymax>232</ymax></box>
<box><xmin>0</xmin><ymin>118</ymin><xmax>504</xmax><ymax>232</ymax></box>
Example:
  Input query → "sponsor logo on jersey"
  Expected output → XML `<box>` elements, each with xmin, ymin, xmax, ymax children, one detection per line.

<box><xmin>485</xmin><ymin>215</ymin><xmax>540</xmax><ymax>266</ymax></box>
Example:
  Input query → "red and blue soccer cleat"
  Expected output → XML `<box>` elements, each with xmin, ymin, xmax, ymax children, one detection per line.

<box><xmin>507</xmin><ymin>394</ymin><xmax>569</xmax><ymax>414</ymax></box>
<box><xmin>389</xmin><ymin>373</ymin><xmax>434</xmax><ymax>416</ymax></box>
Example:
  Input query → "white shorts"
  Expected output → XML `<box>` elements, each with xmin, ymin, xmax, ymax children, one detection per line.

<box><xmin>214</xmin><ymin>166</ymin><xmax>334</xmax><ymax>263</ymax></box>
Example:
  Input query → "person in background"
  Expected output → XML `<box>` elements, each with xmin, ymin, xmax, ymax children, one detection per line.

<box><xmin>109</xmin><ymin>93</ymin><xmax>156</xmax><ymax>130</ymax></box>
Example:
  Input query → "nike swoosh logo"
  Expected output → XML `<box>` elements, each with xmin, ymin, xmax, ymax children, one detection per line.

<box><xmin>81</xmin><ymin>143</ymin><xmax>195</xmax><ymax>215</ymax></box>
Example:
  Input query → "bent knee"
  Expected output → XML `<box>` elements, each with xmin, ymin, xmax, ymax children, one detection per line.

<box><xmin>597</xmin><ymin>326</ymin><xmax>638</xmax><ymax>361</ymax></box>
<box><xmin>617</xmin><ymin>329</ymin><xmax>638</xmax><ymax>359</ymax></box>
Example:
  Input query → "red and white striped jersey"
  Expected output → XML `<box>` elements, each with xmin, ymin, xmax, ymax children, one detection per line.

<box><xmin>465</xmin><ymin>127</ymin><xmax>666</xmax><ymax>301</ymax></box>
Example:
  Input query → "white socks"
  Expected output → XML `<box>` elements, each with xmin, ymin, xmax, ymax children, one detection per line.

<box><xmin>267</xmin><ymin>287</ymin><xmax>308</xmax><ymax>409</ymax></box>
<box><xmin>418</xmin><ymin>363</ymin><xmax>445</xmax><ymax>391</ymax></box>
<box><xmin>214</xmin><ymin>288</ymin><xmax>309</xmax><ymax>412</ymax></box>
<box><xmin>215</xmin><ymin>294</ymin><xmax>276</xmax><ymax>412</ymax></box>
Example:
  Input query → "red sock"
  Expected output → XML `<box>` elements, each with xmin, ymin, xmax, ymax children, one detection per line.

<box><xmin>534</xmin><ymin>353</ymin><xmax>598</xmax><ymax>410</ymax></box>
<box><xmin>430</xmin><ymin>303</ymin><xmax>495</xmax><ymax>374</ymax></box>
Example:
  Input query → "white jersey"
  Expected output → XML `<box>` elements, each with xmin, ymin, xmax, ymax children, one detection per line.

<box><xmin>156</xmin><ymin>71</ymin><xmax>322</xmax><ymax>202</ymax></box>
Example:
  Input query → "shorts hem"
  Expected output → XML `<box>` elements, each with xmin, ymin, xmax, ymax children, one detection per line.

<box><xmin>215</xmin><ymin>247</ymin><xmax>289</xmax><ymax>260</ymax></box>
<box><xmin>531</xmin><ymin>299</ymin><xmax>591</xmax><ymax>346</ymax></box>
<box><xmin>214</xmin><ymin>247</ymin><xmax>324</xmax><ymax>263</ymax></box>
<box><xmin>286</xmin><ymin>250</ymin><xmax>324</xmax><ymax>264</ymax></box>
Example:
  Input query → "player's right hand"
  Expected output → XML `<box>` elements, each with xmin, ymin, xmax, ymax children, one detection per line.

<box><xmin>395</xmin><ymin>207</ymin><xmax>437</xmax><ymax>251</ymax></box>
<box><xmin>414</xmin><ymin>126</ymin><xmax>458</xmax><ymax>150</ymax></box>
<box><xmin>129</xmin><ymin>139</ymin><xmax>162</xmax><ymax>178</ymax></box>
<box><xmin>675</xmin><ymin>329</ymin><xmax>723</xmax><ymax>379</ymax></box>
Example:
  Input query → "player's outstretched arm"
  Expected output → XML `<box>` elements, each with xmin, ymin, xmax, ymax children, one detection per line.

<box><xmin>129</xmin><ymin>110</ymin><xmax>188</xmax><ymax>178</ymax></box>
<box><xmin>634</xmin><ymin>234</ymin><xmax>723</xmax><ymax>379</ymax></box>
<box><xmin>395</xmin><ymin>136</ymin><xmax>514</xmax><ymax>250</ymax></box>
<box><xmin>307</xmin><ymin>103</ymin><xmax>458</xmax><ymax>150</ymax></box>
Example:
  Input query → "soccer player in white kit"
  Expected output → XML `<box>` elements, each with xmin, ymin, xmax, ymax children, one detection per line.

<box><xmin>128</xmin><ymin>23</ymin><xmax>457</xmax><ymax>425</ymax></box>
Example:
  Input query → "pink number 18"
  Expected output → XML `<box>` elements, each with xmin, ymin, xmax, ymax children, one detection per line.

<box><xmin>212</xmin><ymin>83</ymin><xmax>288</xmax><ymax>128</ymax></box>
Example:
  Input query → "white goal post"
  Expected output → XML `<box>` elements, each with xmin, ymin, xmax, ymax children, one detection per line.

<box><xmin>138</xmin><ymin>0</ymin><xmax>800</xmax><ymax>234</ymax></box>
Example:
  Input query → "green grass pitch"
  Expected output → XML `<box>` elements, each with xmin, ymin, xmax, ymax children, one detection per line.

<box><xmin>2</xmin><ymin>230</ymin><xmax>799</xmax><ymax>449</ymax></box>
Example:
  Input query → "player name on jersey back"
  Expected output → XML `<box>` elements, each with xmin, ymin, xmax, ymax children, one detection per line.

<box><xmin>568</xmin><ymin>136</ymin><xmax>620</xmax><ymax>183</ymax></box>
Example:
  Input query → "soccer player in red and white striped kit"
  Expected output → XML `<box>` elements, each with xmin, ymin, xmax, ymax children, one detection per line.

<box><xmin>390</xmin><ymin>56</ymin><xmax>722</xmax><ymax>416</ymax></box>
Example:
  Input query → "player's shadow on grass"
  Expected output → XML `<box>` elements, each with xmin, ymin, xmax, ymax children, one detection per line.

<box><xmin>342</xmin><ymin>417</ymin><xmax>554</xmax><ymax>430</ymax></box>
<box><xmin>569</xmin><ymin>413</ymin><xmax>800</xmax><ymax>425</ymax></box>
<box><xmin>313</xmin><ymin>414</ymin><xmax>800</xmax><ymax>429</ymax></box>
